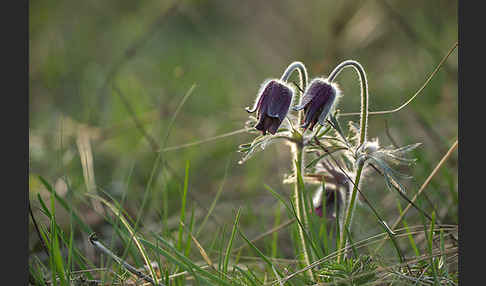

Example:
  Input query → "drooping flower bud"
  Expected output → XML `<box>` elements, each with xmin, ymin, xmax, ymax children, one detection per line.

<box><xmin>246</xmin><ymin>79</ymin><xmax>293</xmax><ymax>135</ymax></box>
<box><xmin>311</xmin><ymin>160</ymin><xmax>351</xmax><ymax>219</ymax></box>
<box><xmin>293</xmin><ymin>78</ymin><xmax>340</xmax><ymax>131</ymax></box>
<box><xmin>312</xmin><ymin>185</ymin><xmax>342</xmax><ymax>219</ymax></box>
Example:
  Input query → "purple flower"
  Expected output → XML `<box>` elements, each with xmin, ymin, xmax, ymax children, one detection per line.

<box><xmin>293</xmin><ymin>78</ymin><xmax>339</xmax><ymax>131</ymax></box>
<box><xmin>311</xmin><ymin>160</ymin><xmax>350</xmax><ymax>219</ymax></box>
<box><xmin>312</xmin><ymin>186</ymin><xmax>341</xmax><ymax>219</ymax></box>
<box><xmin>246</xmin><ymin>80</ymin><xmax>293</xmax><ymax>135</ymax></box>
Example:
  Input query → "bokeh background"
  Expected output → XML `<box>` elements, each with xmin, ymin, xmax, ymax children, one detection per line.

<box><xmin>29</xmin><ymin>0</ymin><xmax>458</xmax><ymax>264</ymax></box>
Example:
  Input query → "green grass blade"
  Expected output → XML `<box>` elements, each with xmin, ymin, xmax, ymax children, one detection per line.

<box><xmin>233</xmin><ymin>265</ymin><xmax>258</xmax><ymax>286</ymax></box>
<box><xmin>184</xmin><ymin>207</ymin><xmax>195</xmax><ymax>257</ymax></box>
<box><xmin>146</xmin><ymin>234</ymin><xmax>233</xmax><ymax>286</ymax></box>
<box><xmin>29</xmin><ymin>259</ymin><xmax>48</xmax><ymax>286</ymax></box>
<box><xmin>396</xmin><ymin>200</ymin><xmax>420</xmax><ymax>257</ymax></box>
<box><xmin>178</xmin><ymin>160</ymin><xmax>190</xmax><ymax>252</ymax></box>
<box><xmin>319</xmin><ymin>180</ymin><xmax>329</xmax><ymax>255</ymax></box>
<box><xmin>50</xmin><ymin>191</ymin><xmax>67</xmax><ymax>285</ymax></box>
<box><xmin>428</xmin><ymin>211</ymin><xmax>439</xmax><ymax>282</ymax></box>
<box><xmin>38</xmin><ymin>176</ymin><xmax>92</xmax><ymax>233</ymax></box>
<box><xmin>271</xmin><ymin>204</ymin><xmax>281</xmax><ymax>258</ymax></box>
<box><xmin>223</xmin><ymin>208</ymin><xmax>241</xmax><ymax>274</ymax></box>
<box><xmin>36</xmin><ymin>193</ymin><xmax>95</xmax><ymax>274</ymax></box>
<box><xmin>66</xmin><ymin>213</ymin><xmax>74</xmax><ymax>282</ymax></box>
<box><xmin>304</xmin><ymin>187</ymin><xmax>324</xmax><ymax>259</ymax></box>
<box><xmin>236</xmin><ymin>227</ymin><xmax>286</xmax><ymax>282</ymax></box>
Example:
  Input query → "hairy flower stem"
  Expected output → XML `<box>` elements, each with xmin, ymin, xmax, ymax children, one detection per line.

<box><xmin>328</xmin><ymin>60</ymin><xmax>369</xmax><ymax>262</ymax></box>
<box><xmin>281</xmin><ymin>61</ymin><xmax>308</xmax><ymax>126</ymax></box>
<box><xmin>282</xmin><ymin>61</ymin><xmax>314</xmax><ymax>280</ymax></box>
<box><xmin>281</xmin><ymin>61</ymin><xmax>308</xmax><ymax>93</ymax></box>
<box><xmin>290</xmin><ymin>137</ymin><xmax>314</xmax><ymax>280</ymax></box>
<box><xmin>328</xmin><ymin>60</ymin><xmax>368</xmax><ymax>144</ymax></box>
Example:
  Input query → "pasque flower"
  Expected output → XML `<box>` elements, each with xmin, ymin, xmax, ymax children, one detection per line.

<box><xmin>293</xmin><ymin>78</ymin><xmax>340</xmax><ymax>131</ymax></box>
<box><xmin>311</xmin><ymin>160</ymin><xmax>352</xmax><ymax>219</ymax></box>
<box><xmin>246</xmin><ymin>79</ymin><xmax>293</xmax><ymax>135</ymax></box>
<box><xmin>312</xmin><ymin>185</ymin><xmax>343</xmax><ymax>219</ymax></box>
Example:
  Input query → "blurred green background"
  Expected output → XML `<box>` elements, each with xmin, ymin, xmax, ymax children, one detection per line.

<box><xmin>29</xmin><ymin>0</ymin><xmax>457</xmax><ymax>261</ymax></box>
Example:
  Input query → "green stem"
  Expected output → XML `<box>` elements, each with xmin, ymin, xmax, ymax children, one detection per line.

<box><xmin>337</xmin><ymin>163</ymin><xmax>364</xmax><ymax>262</ymax></box>
<box><xmin>291</xmin><ymin>139</ymin><xmax>314</xmax><ymax>280</ymax></box>
<box><xmin>281</xmin><ymin>61</ymin><xmax>308</xmax><ymax>91</ymax></box>
<box><xmin>328</xmin><ymin>60</ymin><xmax>369</xmax><ymax>262</ymax></box>
<box><xmin>282</xmin><ymin>61</ymin><xmax>314</xmax><ymax>279</ymax></box>
<box><xmin>328</xmin><ymin>60</ymin><xmax>368</xmax><ymax>145</ymax></box>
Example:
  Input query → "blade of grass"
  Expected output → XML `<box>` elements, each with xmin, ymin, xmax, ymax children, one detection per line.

<box><xmin>36</xmin><ymin>193</ymin><xmax>94</xmax><ymax>276</ymax></box>
<box><xmin>236</xmin><ymin>227</ymin><xmax>287</xmax><ymax>284</ymax></box>
<box><xmin>218</xmin><ymin>224</ymin><xmax>226</xmax><ymax>276</ymax></box>
<box><xmin>147</xmin><ymin>234</ymin><xmax>233</xmax><ymax>286</ymax></box>
<box><xmin>319</xmin><ymin>180</ymin><xmax>329</xmax><ymax>255</ymax></box>
<box><xmin>233</xmin><ymin>265</ymin><xmax>258</xmax><ymax>286</ymax></box>
<box><xmin>29</xmin><ymin>200</ymin><xmax>49</xmax><ymax>258</ymax></box>
<box><xmin>37</xmin><ymin>179</ymin><xmax>97</xmax><ymax>280</ymax></box>
<box><xmin>303</xmin><ymin>187</ymin><xmax>324</xmax><ymax>259</ymax></box>
<box><xmin>427</xmin><ymin>211</ymin><xmax>439</xmax><ymax>283</ymax></box>
<box><xmin>38</xmin><ymin>176</ymin><xmax>93</xmax><ymax>233</ymax></box>
<box><xmin>334</xmin><ymin>191</ymin><xmax>340</xmax><ymax>256</ymax></box>
<box><xmin>50</xmin><ymin>191</ymin><xmax>67</xmax><ymax>286</ymax></box>
<box><xmin>223</xmin><ymin>208</ymin><xmax>241</xmax><ymax>274</ymax></box>
<box><xmin>66</xmin><ymin>211</ymin><xmax>74</xmax><ymax>282</ymax></box>
<box><xmin>271</xmin><ymin>204</ymin><xmax>282</xmax><ymax>258</ymax></box>
<box><xmin>184</xmin><ymin>207</ymin><xmax>195</xmax><ymax>257</ymax></box>
<box><xmin>178</xmin><ymin>161</ymin><xmax>190</xmax><ymax>252</ymax></box>
<box><xmin>396</xmin><ymin>200</ymin><xmax>420</xmax><ymax>257</ymax></box>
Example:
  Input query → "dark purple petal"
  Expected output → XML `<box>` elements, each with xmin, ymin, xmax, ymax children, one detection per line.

<box><xmin>246</xmin><ymin>80</ymin><xmax>275</xmax><ymax>114</ymax></box>
<box><xmin>248</xmin><ymin>80</ymin><xmax>293</xmax><ymax>135</ymax></box>
<box><xmin>245</xmin><ymin>94</ymin><xmax>264</xmax><ymax>113</ymax></box>
<box><xmin>298</xmin><ymin>79</ymin><xmax>337</xmax><ymax>130</ymax></box>
<box><xmin>267</xmin><ymin>82</ymin><xmax>292</xmax><ymax>121</ymax></box>
<box><xmin>302</xmin><ymin>101</ymin><xmax>323</xmax><ymax>130</ymax></box>
<box><xmin>255</xmin><ymin>115</ymin><xmax>280</xmax><ymax>135</ymax></box>
<box><xmin>317</xmin><ymin>93</ymin><xmax>336</xmax><ymax>125</ymax></box>
<box><xmin>293</xmin><ymin>89</ymin><xmax>315</xmax><ymax>111</ymax></box>
<box><xmin>254</xmin><ymin>114</ymin><xmax>269</xmax><ymax>135</ymax></box>
<box><xmin>262</xmin><ymin>116</ymin><xmax>274</xmax><ymax>133</ymax></box>
<box><xmin>267</xmin><ymin>116</ymin><xmax>281</xmax><ymax>134</ymax></box>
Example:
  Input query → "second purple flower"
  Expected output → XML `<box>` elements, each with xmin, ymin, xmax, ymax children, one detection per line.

<box><xmin>293</xmin><ymin>78</ymin><xmax>340</xmax><ymax>131</ymax></box>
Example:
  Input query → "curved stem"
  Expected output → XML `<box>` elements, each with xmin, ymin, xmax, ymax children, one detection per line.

<box><xmin>328</xmin><ymin>60</ymin><xmax>369</xmax><ymax>145</ymax></box>
<box><xmin>328</xmin><ymin>60</ymin><xmax>370</xmax><ymax>262</ymax></box>
<box><xmin>281</xmin><ymin>61</ymin><xmax>314</xmax><ymax>278</ymax></box>
<box><xmin>281</xmin><ymin>61</ymin><xmax>309</xmax><ymax>125</ymax></box>
<box><xmin>281</xmin><ymin>61</ymin><xmax>308</xmax><ymax>91</ymax></box>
